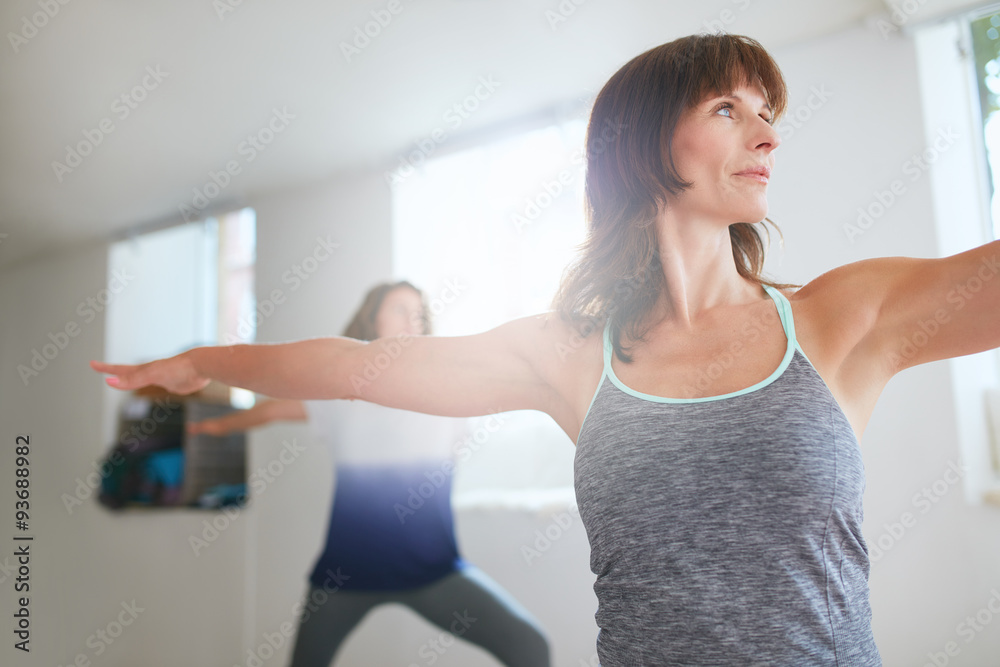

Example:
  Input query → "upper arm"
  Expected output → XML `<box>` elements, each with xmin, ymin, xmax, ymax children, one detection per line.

<box><xmin>804</xmin><ymin>240</ymin><xmax>1000</xmax><ymax>379</ymax></box>
<box><xmin>343</xmin><ymin>313</ymin><xmax>575</xmax><ymax>421</ymax></box>
<box><xmin>870</xmin><ymin>240</ymin><xmax>1000</xmax><ymax>373</ymax></box>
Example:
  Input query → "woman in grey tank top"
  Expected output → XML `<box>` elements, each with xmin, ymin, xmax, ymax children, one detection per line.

<box><xmin>94</xmin><ymin>33</ymin><xmax>1000</xmax><ymax>667</ymax></box>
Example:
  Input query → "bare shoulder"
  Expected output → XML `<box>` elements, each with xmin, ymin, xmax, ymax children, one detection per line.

<box><xmin>505</xmin><ymin>310</ymin><xmax>603</xmax><ymax>357</ymax></box>
<box><xmin>789</xmin><ymin>255</ymin><xmax>914</xmax><ymax>303</ymax></box>
<box><xmin>507</xmin><ymin>310</ymin><xmax>605</xmax><ymax>391</ymax></box>
<box><xmin>506</xmin><ymin>311</ymin><xmax>605</xmax><ymax>440</ymax></box>
<box><xmin>783</xmin><ymin>257</ymin><xmax>897</xmax><ymax>358</ymax></box>
<box><xmin>781</xmin><ymin>258</ymin><xmax>908</xmax><ymax>434</ymax></box>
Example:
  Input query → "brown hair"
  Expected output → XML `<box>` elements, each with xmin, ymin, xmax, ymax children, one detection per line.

<box><xmin>552</xmin><ymin>33</ymin><xmax>799</xmax><ymax>362</ymax></box>
<box><xmin>342</xmin><ymin>281</ymin><xmax>431</xmax><ymax>341</ymax></box>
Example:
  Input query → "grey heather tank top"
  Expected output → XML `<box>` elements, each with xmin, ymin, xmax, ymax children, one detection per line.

<box><xmin>574</xmin><ymin>284</ymin><xmax>881</xmax><ymax>666</ymax></box>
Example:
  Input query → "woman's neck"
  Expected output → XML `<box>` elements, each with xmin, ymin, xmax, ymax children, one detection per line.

<box><xmin>652</xmin><ymin>216</ymin><xmax>761</xmax><ymax>329</ymax></box>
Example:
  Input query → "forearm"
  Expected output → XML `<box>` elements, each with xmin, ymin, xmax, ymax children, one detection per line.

<box><xmin>185</xmin><ymin>338</ymin><xmax>364</xmax><ymax>400</ymax></box>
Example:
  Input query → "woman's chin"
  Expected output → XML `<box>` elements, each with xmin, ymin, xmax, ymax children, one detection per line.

<box><xmin>725</xmin><ymin>206</ymin><xmax>768</xmax><ymax>225</ymax></box>
<box><xmin>740</xmin><ymin>200</ymin><xmax>769</xmax><ymax>223</ymax></box>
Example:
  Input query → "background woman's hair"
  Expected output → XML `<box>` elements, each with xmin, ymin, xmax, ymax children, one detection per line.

<box><xmin>341</xmin><ymin>280</ymin><xmax>431</xmax><ymax>341</ymax></box>
<box><xmin>552</xmin><ymin>33</ymin><xmax>799</xmax><ymax>362</ymax></box>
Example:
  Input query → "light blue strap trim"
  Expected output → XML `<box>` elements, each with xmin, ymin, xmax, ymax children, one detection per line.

<box><xmin>773</xmin><ymin>291</ymin><xmax>859</xmax><ymax>434</ymax></box>
<box><xmin>605</xmin><ymin>284</ymin><xmax>796</xmax><ymax>404</ymax></box>
<box><xmin>602</xmin><ymin>315</ymin><xmax>614</xmax><ymax>368</ymax></box>
<box><xmin>576</xmin><ymin>319</ymin><xmax>612</xmax><ymax>444</ymax></box>
<box><xmin>763</xmin><ymin>284</ymin><xmax>797</xmax><ymax>347</ymax></box>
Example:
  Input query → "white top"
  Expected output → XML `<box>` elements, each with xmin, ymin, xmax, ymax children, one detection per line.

<box><xmin>302</xmin><ymin>399</ymin><xmax>471</xmax><ymax>465</ymax></box>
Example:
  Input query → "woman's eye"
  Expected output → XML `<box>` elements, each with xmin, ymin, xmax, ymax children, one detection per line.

<box><xmin>715</xmin><ymin>103</ymin><xmax>733</xmax><ymax>118</ymax></box>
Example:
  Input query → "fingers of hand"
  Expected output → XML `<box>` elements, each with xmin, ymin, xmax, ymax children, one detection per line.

<box><xmin>91</xmin><ymin>360</ymin><xmax>139</xmax><ymax>389</ymax></box>
<box><xmin>90</xmin><ymin>360</ymin><xmax>134</xmax><ymax>374</ymax></box>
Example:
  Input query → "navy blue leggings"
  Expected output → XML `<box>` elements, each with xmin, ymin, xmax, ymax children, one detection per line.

<box><xmin>287</xmin><ymin>565</ymin><xmax>550</xmax><ymax>666</ymax></box>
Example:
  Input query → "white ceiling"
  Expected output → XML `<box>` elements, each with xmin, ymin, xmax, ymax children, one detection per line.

<box><xmin>0</xmin><ymin>0</ymin><xmax>969</xmax><ymax>268</ymax></box>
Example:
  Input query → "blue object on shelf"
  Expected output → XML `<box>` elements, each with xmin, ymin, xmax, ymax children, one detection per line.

<box><xmin>198</xmin><ymin>483</ymin><xmax>248</xmax><ymax>509</ymax></box>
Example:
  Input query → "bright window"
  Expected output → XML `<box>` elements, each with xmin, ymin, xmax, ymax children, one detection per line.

<box><xmin>391</xmin><ymin>119</ymin><xmax>588</xmax><ymax>497</ymax></box>
<box><xmin>970</xmin><ymin>7</ymin><xmax>1000</xmax><ymax>240</ymax></box>
<box><xmin>914</xmin><ymin>12</ymin><xmax>1000</xmax><ymax>502</ymax></box>
<box><xmin>106</xmin><ymin>207</ymin><xmax>256</xmax><ymax>403</ymax></box>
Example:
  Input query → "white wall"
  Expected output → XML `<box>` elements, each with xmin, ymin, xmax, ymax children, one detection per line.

<box><xmin>0</xmin><ymin>239</ymin><xmax>248</xmax><ymax>667</ymax></box>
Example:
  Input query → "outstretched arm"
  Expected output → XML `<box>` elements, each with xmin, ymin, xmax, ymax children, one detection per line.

<box><xmin>863</xmin><ymin>239</ymin><xmax>1000</xmax><ymax>371</ymax></box>
<box><xmin>186</xmin><ymin>399</ymin><xmax>307</xmax><ymax>436</ymax></box>
<box><xmin>802</xmin><ymin>238</ymin><xmax>1000</xmax><ymax>379</ymax></box>
<box><xmin>91</xmin><ymin>313</ymin><xmax>574</xmax><ymax>423</ymax></box>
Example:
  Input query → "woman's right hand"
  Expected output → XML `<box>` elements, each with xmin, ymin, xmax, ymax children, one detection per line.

<box><xmin>90</xmin><ymin>352</ymin><xmax>210</xmax><ymax>396</ymax></box>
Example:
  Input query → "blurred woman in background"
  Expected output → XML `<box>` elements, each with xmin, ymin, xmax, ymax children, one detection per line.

<box><xmin>188</xmin><ymin>281</ymin><xmax>550</xmax><ymax>667</ymax></box>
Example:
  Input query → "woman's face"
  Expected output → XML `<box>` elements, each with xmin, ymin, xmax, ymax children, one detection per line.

<box><xmin>666</xmin><ymin>82</ymin><xmax>781</xmax><ymax>226</ymax></box>
<box><xmin>374</xmin><ymin>286</ymin><xmax>425</xmax><ymax>338</ymax></box>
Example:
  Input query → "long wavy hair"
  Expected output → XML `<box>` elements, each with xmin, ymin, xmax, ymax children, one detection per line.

<box><xmin>552</xmin><ymin>33</ymin><xmax>799</xmax><ymax>362</ymax></box>
<box><xmin>342</xmin><ymin>280</ymin><xmax>431</xmax><ymax>341</ymax></box>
